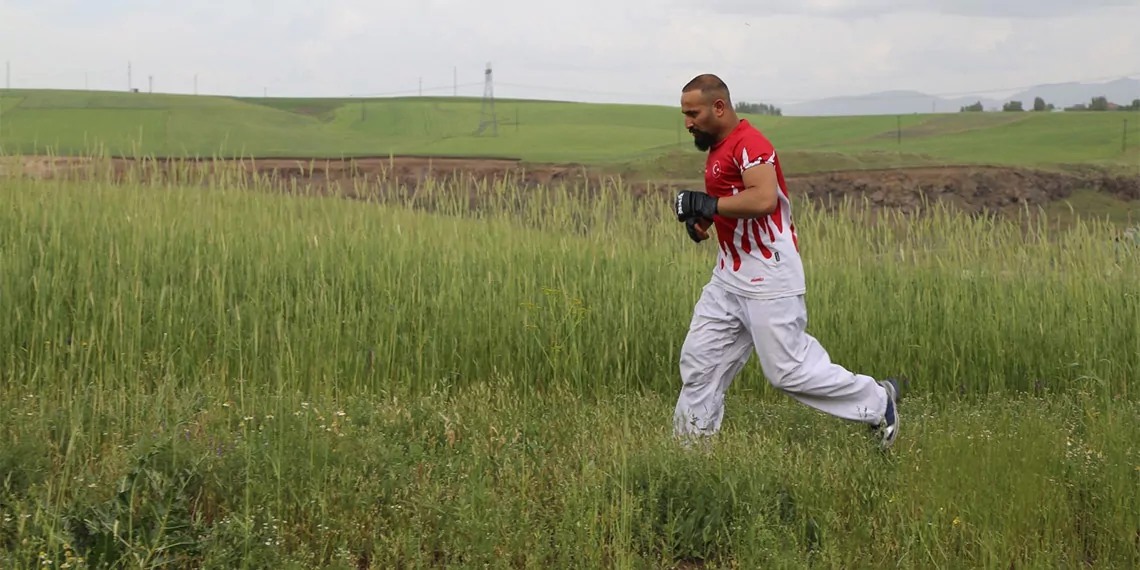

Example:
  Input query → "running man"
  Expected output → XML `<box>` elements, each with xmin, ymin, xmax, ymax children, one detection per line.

<box><xmin>671</xmin><ymin>73</ymin><xmax>901</xmax><ymax>450</ymax></box>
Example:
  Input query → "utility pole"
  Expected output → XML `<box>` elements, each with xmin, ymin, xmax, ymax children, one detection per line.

<box><xmin>148</xmin><ymin>75</ymin><xmax>153</xmax><ymax>94</ymax></box>
<box><xmin>128</xmin><ymin>61</ymin><xmax>132</xmax><ymax>91</ymax></box>
<box><xmin>418</xmin><ymin>77</ymin><xmax>422</xmax><ymax>96</ymax></box>
<box><xmin>453</xmin><ymin>66</ymin><xmax>457</xmax><ymax>96</ymax></box>
<box><xmin>0</xmin><ymin>63</ymin><xmax>5</xmax><ymax>143</ymax></box>
<box><xmin>1</xmin><ymin>62</ymin><xmax>6</xmax><ymax>145</ymax></box>
<box><xmin>475</xmin><ymin>62</ymin><xmax>498</xmax><ymax>136</ymax></box>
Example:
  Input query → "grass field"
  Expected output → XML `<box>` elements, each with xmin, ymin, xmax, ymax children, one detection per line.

<box><xmin>1</xmin><ymin>156</ymin><xmax>1138</xmax><ymax>568</ymax></box>
<box><xmin>2</xmin><ymin>89</ymin><xmax>1139</xmax><ymax>173</ymax></box>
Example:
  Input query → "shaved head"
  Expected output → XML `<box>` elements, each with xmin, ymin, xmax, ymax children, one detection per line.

<box><xmin>680</xmin><ymin>73</ymin><xmax>739</xmax><ymax>151</ymax></box>
<box><xmin>682</xmin><ymin>74</ymin><xmax>732</xmax><ymax>106</ymax></box>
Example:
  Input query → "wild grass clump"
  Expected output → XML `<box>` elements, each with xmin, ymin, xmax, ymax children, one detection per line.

<box><xmin>1</xmin><ymin>155</ymin><xmax>1137</xmax><ymax>568</ymax></box>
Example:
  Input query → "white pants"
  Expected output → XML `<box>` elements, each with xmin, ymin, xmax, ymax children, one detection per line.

<box><xmin>674</xmin><ymin>280</ymin><xmax>888</xmax><ymax>438</ymax></box>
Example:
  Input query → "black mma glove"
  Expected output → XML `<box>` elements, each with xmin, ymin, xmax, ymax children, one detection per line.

<box><xmin>685</xmin><ymin>217</ymin><xmax>711</xmax><ymax>243</ymax></box>
<box><xmin>675</xmin><ymin>190</ymin><xmax>718</xmax><ymax>222</ymax></box>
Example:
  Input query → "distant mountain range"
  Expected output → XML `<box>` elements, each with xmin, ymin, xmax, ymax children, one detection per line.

<box><xmin>779</xmin><ymin>77</ymin><xmax>1140</xmax><ymax>116</ymax></box>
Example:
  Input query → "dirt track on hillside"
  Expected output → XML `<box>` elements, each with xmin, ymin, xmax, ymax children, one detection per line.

<box><xmin>3</xmin><ymin>154</ymin><xmax>1139</xmax><ymax>217</ymax></box>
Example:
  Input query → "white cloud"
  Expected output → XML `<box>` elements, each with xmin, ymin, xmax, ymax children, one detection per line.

<box><xmin>707</xmin><ymin>0</ymin><xmax>1140</xmax><ymax>18</ymax></box>
<box><xmin>0</xmin><ymin>0</ymin><xmax>1137</xmax><ymax>105</ymax></box>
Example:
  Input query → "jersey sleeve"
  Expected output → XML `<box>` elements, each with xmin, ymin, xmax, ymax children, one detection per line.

<box><xmin>734</xmin><ymin>131</ymin><xmax>776</xmax><ymax>172</ymax></box>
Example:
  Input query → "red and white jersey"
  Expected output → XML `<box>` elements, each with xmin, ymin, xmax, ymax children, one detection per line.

<box><xmin>704</xmin><ymin>119</ymin><xmax>805</xmax><ymax>300</ymax></box>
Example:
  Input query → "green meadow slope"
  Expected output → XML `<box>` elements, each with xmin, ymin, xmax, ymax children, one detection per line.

<box><xmin>1</xmin><ymin>88</ymin><xmax>1138</xmax><ymax>173</ymax></box>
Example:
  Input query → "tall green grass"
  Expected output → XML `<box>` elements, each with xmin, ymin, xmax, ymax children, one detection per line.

<box><xmin>3</xmin><ymin>156</ymin><xmax>1133</xmax><ymax>399</ymax></box>
<box><xmin>1</xmin><ymin>157</ymin><xmax>1138</xmax><ymax>568</ymax></box>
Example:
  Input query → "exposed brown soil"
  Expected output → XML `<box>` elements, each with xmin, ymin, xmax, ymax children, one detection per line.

<box><xmin>787</xmin><ymin>165</ymin><xmax>1140</xmax><ymax>215</ymax></box>
<box><xmin>3</xmin><ymin>154</ymin><xmax>1139</xmax><ymax>218</ymax></box>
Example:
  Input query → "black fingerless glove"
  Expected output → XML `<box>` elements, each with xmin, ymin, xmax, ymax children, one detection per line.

<box><xmin>675</xmin><ymin>190</ymin><xmax>718</xmax><ymax>222</ymax></box>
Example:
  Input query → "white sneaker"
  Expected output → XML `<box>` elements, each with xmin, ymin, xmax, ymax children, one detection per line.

<box><xmin>874</xmin><ymin>378</ymin><xmax>900</xmax><ymax>450</ymax></box>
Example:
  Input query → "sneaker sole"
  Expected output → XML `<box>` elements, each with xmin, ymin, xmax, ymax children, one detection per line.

<box><xmin>878</xmin><ymin>380</ymin><xmax>899</xmax><ymax>450</ymax></box>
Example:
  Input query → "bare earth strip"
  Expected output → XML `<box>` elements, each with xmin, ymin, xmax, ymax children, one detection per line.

<box><xmin>3</xmin><ymin>154</ymin><xmax>1139</xmax><ymax>220</ymax></box>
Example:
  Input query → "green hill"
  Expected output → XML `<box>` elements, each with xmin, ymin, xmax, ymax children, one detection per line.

<box><xmin>1</xmin><ymin>88</ymin><xmax>1138</xmax><ymax>173</ymax></box>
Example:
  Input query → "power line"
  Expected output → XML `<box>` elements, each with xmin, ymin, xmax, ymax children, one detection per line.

<box><xmin>349</xmin><ymin>82</ymin><xmax>482</xmax><ymax>98</ymax></box>
<box><xmin>4</xmin><ymin>62</ymin><xmax>1136</xmax><ymax>108</ymax></box>
<box><xmin>497</xmin><ymin>82</ymin><xmax>661</xmax><ymax>99</ymax></box>
<box><xmin>498</xmin><ymin>70</ymin><xmax>1140</xmax><ymax>105</ymax></box>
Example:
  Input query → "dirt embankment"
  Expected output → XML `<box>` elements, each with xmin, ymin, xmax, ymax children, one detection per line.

<box><xmin>0</xmin><ymin>155</ymin><xmax>602</xmax><ymax>189</ymax></box>
<box><xmin>788</xmin><ymin>165</ymin><xmax>1140</xmax><ymax>215</ymax></box>
<box><xmin>3</xmin><ymin>155</ymin><xmax>1139</xmax><ymax>216</ymax></box>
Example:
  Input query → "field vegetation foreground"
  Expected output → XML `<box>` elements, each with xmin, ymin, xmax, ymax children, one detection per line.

<box><xmin>1</xmin><ymin>154</ymin><xmax>1139</xmax><ymax>568</ymax></box>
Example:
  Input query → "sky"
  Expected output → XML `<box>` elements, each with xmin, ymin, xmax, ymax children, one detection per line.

<box><xmin>2</xmin><ymin>0</ymin><xmax>1139</xmax><ymax>107</ymax></box>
